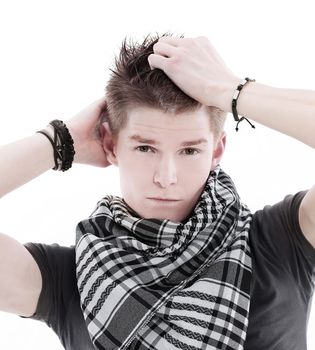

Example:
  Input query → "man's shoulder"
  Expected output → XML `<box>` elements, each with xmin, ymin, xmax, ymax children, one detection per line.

<box><xmin>251</xmin><ymin>190</ymin><xmax>308</xmax><ymax>218</ymax></box>
<box><xmin>24</xmin><ymin>242</ymin><xmax>75</xmax><ymax>256</ymax></box>
<box><xmin>249</xmin><ymin>190</ymin><xmax>308</xmax><ymax>239</ymax></box>
<box><xmin>249</xmin><ymin>189</ymin><xmax>308</xmax><ymax>241</ymax></box>
<box><xmin>249</xmin><ymin>189</ymin><xmax>315</xmax><ymax>271</ymax></box>
<box><xmin>23</xmin><ymin>242</ymin><xmax>76</xmax><ymax>279</ymax></box>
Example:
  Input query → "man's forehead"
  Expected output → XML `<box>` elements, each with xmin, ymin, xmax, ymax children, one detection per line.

<box><xmin>129</xmin><ymin>122</ymin><xmax>207</xmax><ymax>131</ymax></box>
<box><xmin>125</xmin><ymin>106</ymin><xmax>212</xmax><ymax>130</ymax></box>
<box><xmin>119</xmin><ymin>106</ymin><xmax>215</xmax><ymax>143</ymax></box>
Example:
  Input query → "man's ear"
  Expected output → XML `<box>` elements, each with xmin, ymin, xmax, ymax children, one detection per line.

<box><xmin>210</xmin><ymin>131</ymin><xmax>226</xmax><ymax>170</ymax></box>
<box><xmin>101</xmin><ymin>122</ymin><xmax>118</xmax><ymax>166</ymax></box>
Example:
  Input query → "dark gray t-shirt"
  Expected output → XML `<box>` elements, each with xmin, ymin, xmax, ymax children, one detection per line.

<box><xmin>23</xmin><ymin>191</ymin><xmax>315</xmax><ymax>350</ymax></box>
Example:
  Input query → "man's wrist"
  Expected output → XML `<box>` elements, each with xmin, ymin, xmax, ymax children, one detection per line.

<box><xmin>65</xmin><ymin>122</ymin><xmax>80</xmax><ymax>164</ymax></box>
<box><xmin>207</xmin><ymin>78</ymin><xmax>242</xmax><ymax>113</ymax></box>
<box><xmin>37</xmin><ymin>120</ymin><xmax>76</xmax><ymax>171</ymax></box>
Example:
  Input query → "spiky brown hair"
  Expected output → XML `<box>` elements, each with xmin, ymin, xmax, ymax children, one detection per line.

<box><xmin>104</xmin><ymin>32</ymin><xmax>227</xmax><ymax>143</ymax></box>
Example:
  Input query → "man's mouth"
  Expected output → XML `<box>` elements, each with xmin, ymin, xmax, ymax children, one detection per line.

<box><xmin>147</xmin><ymin>197</ymin><xmax>181</xmax><ymax>202</ymax></box>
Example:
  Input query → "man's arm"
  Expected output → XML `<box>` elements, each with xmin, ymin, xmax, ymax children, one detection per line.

<box><xmin>234</xmin><ymin>82</ymin><xmax>315</xmax><ymax>248</ymax></box>
<box><xmin>0</xmin><ymin>98</ymin><xmax>108</xmax><ymax>199</ymax></box>
<box><xmin>0</xmin><ymin>131</ymin><xmax>55</xmax><ymax>316</ymax></box>
<box><xmin>234</xmin><ymin>82</ymin><xmax>315</xmax><ymax>149</ymax></box>
<box><xmin>0</xmin><ymin>233</ymin><xmax>43</xmax><ymax>316</ymax></box>
<box><xmin>299</xmin><ymin>185</ymin><xmax>315</xmax><ymax>248</ymax></box>
<box><xmin>148</xmin><ymin>36</ymin><xmax>315</xmax><ymax>247</ymax></box>
<box><xmin>0</xmin><ymin>98</ymin><xmax>109</xmax><ymax>315</ymax></box>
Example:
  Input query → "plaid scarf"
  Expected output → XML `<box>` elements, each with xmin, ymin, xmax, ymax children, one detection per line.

<box><xmin>75</xmin><ymin>165</ymin><xmax>253</xmax><ymax>350</ymax></box>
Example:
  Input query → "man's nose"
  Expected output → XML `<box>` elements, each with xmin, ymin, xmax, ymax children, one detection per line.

<box><xmin>153</xmin><ymin>157</ymin><xmax>177</xmax><ymax>188</ymax></box>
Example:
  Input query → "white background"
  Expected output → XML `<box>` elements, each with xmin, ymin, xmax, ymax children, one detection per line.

<box><xmin>0</xmin><ymin>0</ymin><xmax>314</xmax><ymax>349</ymax></box>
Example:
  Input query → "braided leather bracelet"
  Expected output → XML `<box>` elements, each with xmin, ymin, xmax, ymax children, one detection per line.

<box><xmin>36</xmin><ymin>120</ymin><xmax>75</xmax><ymax>171</ymax></box>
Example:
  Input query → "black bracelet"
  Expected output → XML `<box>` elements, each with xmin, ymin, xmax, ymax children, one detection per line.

<box><xmin>36</xmin><ymin>129</ymin><xmax>60</xmax><ymax>170</ymax></box>
<box><xmin>49</xmin><ymin>120</ymin><xmax>75</xmax><ymax>171</ymax></box>
<box><xmin>232</xmin><ymin>77</ymin><xmax>256</xmax><ymax>131</ymax></box>
<box><xmin>36</xmin><ymin>120</ymin><xmax>75</xmax><ymax>171</ymax></box>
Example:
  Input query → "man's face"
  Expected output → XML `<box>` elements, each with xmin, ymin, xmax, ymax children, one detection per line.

<box><xmin>105</xmin><ymin>106</ymin><xmax>226</xmax><ymax>223</ymax></box>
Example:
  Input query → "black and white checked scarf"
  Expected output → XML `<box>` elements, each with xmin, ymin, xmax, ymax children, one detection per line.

<box><xmin>75</xmin><ymin>165</ymin><xmax>253</xmax><ymax>350</ymax></box>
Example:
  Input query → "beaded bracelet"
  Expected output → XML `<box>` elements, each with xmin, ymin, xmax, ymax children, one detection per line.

<box><xmin>232</xmin><ymin>77</ymin><xmax>256</xmax><ymax>131</ymax></box>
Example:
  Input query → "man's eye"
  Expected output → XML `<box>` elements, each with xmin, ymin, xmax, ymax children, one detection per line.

<box><xmin>183</xmin><ymin>148</ymin><xmax>200</xmax><ymax>155</ymax></box>
<box><xmin>135</xmin><ymin>146</ymin><xmax>200</xmax><ymax>155</ymax></box>
<box><xmin>136</xmin><ymin>145</ymin><xmax>152</xmax><ymax>152</ymax></box>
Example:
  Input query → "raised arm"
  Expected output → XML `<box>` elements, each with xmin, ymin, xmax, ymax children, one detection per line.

<box><xmin>0</xmin><ymin>98</ymin><xmax>109</xmax><ymax>198</ymax></box>
<box><xmin>148</xmin><ymin>35</ymin><xmax>315</xmax><ymax>247</ymax></box>
<box><xmin>0</xmin><ymin>98</ymin><xmax>110</xmax><ymax>316</ymax></box>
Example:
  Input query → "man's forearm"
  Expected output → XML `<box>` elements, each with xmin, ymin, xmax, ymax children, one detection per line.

<box><xmin>0</xmin><ymin>132</ymin><xmax>54</xmax><ymax>198</ymax></box>
<box><xmin>229</xmin><ymin>81</ymin><xmax>315</xmax><ymax>149</ymax></box>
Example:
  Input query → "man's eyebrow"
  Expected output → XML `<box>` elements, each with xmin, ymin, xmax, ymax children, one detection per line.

<box><xmin>128</xmin><ymin>134</ymin><xmax>208</xmax><ymax>147</ymax></box>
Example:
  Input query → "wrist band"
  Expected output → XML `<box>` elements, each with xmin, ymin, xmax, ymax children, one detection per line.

<box><xmin>232</xmin><ymin>77</ymin><xmax>256</xmax><ymax>131</ymax></box>
<box><xmin>36</xmin><ymin>129</ymin><xmax>61</xmax><ymax>170</ymax></box>
<box><xmin>49</xmin><ymin>120</ymin><xmax>75</xmax><ymax>171</ymax></box>
<box><xmin>36</xmin><ymin>120</ymin><xmax>75</xmax><ymax>171</ymax></box>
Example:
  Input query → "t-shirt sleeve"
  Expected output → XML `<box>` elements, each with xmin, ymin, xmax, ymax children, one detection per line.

<box><xmin>20</xmin><ymin>243</ymin><xmax>76</xmax><ymax>332</ymax></box>
<box><xmin>252</xmin><ymin>190</ymin><xmax>315</xmax><ymax>291</ymax></box>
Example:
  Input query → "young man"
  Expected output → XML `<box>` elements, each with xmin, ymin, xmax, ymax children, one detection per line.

<box><xmin>0</xmin><ymin>34</ymin><xmax>314</xmax><ymax>350</ymax></box>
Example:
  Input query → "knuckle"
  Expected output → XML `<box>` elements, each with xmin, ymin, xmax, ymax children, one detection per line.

<box><xmin>166</xmin><ymin>56</ymin><xmax>180</xmax><ymax>70</ymax></box>
<box><xmin>148</xmin><ymin>52</ymin><xmax>156</xmax><ymax>60</ymax></box>
<box><xmin>176</xmin><ymin>46</ymin><xmax>189</xmax><ymax>59</ymax></box>
<box><xmin>147</xmin><ymin>54</ymin><xmax>154</xmax><ymax>65</ymax></box>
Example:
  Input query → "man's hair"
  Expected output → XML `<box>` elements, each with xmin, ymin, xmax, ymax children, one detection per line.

<box><xmin>104</xmin><ymin>32</ymin><xmax>227</xmax><ymax>143</ymax></box>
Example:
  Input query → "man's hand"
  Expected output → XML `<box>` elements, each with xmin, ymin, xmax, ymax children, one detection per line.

<box><xmin>148</xmin><ymin>36</ymin><xmax>241</xmax><ymax>112</ymax></box>
<box><xmin>66</xmin><ymin>98</ymin><xmax>112</xmax><ymax>168</ymax></box>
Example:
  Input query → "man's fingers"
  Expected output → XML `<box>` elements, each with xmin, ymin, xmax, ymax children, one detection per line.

<box><xmin>158</xmin><ymin>36</ymin><xmax>182</xmax><ymax>47</ymax></box>
<box><xmin>147</xmin><ymin>53</ymin><xmax>168</xmax><ymax>71</ymax></box>
<box><xmin>153</xmin><ymin>42</ymin><xmax>177</xmax><ymax>58</ymax></box>
<box><xmin>93</xmin><ymin>97</ymin><xmax>107</xmax><ymax>109</ymax></box>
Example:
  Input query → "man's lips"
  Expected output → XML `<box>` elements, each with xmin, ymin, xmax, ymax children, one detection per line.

<box><xmin>147</xmin><ymin>197</ymin><xmax>181</xmax><ymax>201</ymax></box>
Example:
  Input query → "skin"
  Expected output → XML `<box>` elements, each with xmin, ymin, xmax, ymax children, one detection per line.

<box><xmin>102</xmin><ymin>105</ymin><xmax>226</xmax><ymax>222</ymax></box>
